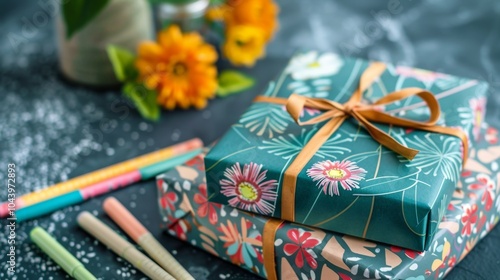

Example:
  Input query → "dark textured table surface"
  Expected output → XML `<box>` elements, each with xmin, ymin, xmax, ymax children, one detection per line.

<box><xmin>1</xmin><ymin>1</ymin><xmax>499</xmax><ymax>279</ymax></box>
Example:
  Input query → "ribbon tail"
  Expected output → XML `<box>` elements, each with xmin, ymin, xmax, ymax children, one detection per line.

<box><xmin>354</xmin><ymin>112</ymin><xmax>419</xmax><ymax>160</ymax></box>
<box><xmin>412</xmin><ymin>125</ymin><xmax>469</xmax><ymax>165</ymax></box>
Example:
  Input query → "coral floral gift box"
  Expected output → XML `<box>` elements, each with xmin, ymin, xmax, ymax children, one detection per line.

<box><xmin>157</xmin><ymin>125</ymin><xmax>500</xmax><ymax>279</ymax></box>
<box><xmin>204</xmin><ymin>51</ymin><xmax>489</xmax><ymax>251</ymax></box>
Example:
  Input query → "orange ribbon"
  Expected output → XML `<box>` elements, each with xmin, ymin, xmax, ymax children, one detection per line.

<box><xmin>263</xmin><ymin>219</ymin><xmax>284</xmax><ymax>280</ymax></box>
<box><xmin>255</xmin><ymin>62</ymin><xmax>469</xmax><ymax>222</ymax></box>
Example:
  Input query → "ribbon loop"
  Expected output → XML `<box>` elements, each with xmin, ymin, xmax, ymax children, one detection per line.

<box><xmin>284</xmin><ymin>65</ymin><xmax>450</xmax><ymax>161</ymax></box>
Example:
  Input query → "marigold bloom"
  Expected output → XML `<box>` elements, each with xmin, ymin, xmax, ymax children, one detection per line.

<box><xmin>135</xmin><ymin>25</ymin><xmax>218</xmax><ymax>110</ymax></box>
<box><xmin>223</xmin><ymin>25</ymin><xmax>266</xmax><ymax>67</ymax></box>
<box><xmin>225</xmin><ymin>0</ymin><xmax>279</xmax><ymax>41</ymax></box>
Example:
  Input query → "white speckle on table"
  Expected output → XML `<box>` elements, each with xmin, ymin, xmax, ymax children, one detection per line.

<box><xmin>122</xmin><ymin>123</ymin><xmax>131</xmax><ymax>132</ymax></box>
<box><xmin>106</xmin><ymin>147</ymin><xmax>115</xmax><ymax>156</ymax></box>
<box><xmin>138</xmin><ymin>141</ymin><xmax>146</xmax><ymax>150</ymax></box>
<box><xmin>139</xmin><ymin>122</ymin><xmax>149</xmax><ymax>131</ymax></box>
<box><xmin>117</xmin><ymin>138</ymin><xmax>125</xmax><ymax>146</ymax></box>
<box><xmin>189</xmin><ymin>266</ymin><xmax>210</xmax><ymax>280</ymax></box>
<box><xmin>171</xmin><ymin>129</ymin><xmax>181</xmax><ymax>141</ymax></box>
<box><xmin>147</xmin><ymin>138</ymin><xmax>155</xmax><ymax>146</ymax></box>
<box><xmin>131</xmin><ymin>131</ymin><xmax>139</xmax><ymax>140</ymax></box>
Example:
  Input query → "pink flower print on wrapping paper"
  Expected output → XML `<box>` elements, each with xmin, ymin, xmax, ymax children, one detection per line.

<box><xmin>468</xmin><ymin>174</ymin><xmax>495</xmax><ymax>211</ymax></box>
<box><xmin>167</xmin><ymin>215</ymin><xmax>190</xmax><ymax>241</ymax></box>
<box><xmin>460</xmin><ymin>204</ymin><xmax>478</xmax><ymax>236</ymax></box>
<box><xmin>160</xmin><ymin>191</ymin><xmax>178</xmax><ymax>214</ymax></box>
<box><xmin>194</xmin><ymin>183</ymin><xmax>220</xmax><ymax>225</ymax></box>
<box><xmin>395</xmin><ymin>66</ymin><xmax>449</xmax><ymax>83</ymax></box>
<box><xmin>220</xmin><ymin>162</ymin><xmax>278</xmax><ymax>215</ymax></box>
<box><xmin>390</xmin><ymin>246</ymin><xmax>424</xmax><ymax>259</ymax></box>
<box><xmin>306</xmin><ymin>160</ymin><xmax>367</xmax><ymax>196</ymax></box>
<box><xmin>283</xmin><ymin>228</ymin><xmax>321</xmax><ymax>269</ymax></box>
<box><xmin>485</xmin><ymin>127</ymin><xmax>498</xmax><ymax>144</ymax></box>
<box><xmin>469</xmin><ymin>97</ymin><xmax>487</xmax><ymax>141</ymax></box>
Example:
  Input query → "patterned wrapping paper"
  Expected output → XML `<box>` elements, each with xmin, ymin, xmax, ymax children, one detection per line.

<box><xmin>157</xmin><ymin>125</ymin><xmax>500</xmax><ymax>279</ymax></box>
<box><xmin>204</xmin><ymin>51</ymin><xmax>489</xmax><ymax>250</ymax></box>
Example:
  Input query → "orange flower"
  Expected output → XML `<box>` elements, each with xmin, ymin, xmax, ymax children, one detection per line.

<box><xmin>223</xmin><ymin>25</ymin><xmax>266</xmax><ymax>67</ymax></box>
<box><xmin>206</xmin><ymin>5</ymin><xmax>228</xmax><ymax>22</ymax></box>
<box><xmin>135</xmin><ymin>25</ymin><xmax>218</xmax><ymax>110</ymax></box>
<box><xmin>225</xmin><ymin>0</ymin><xmax>279</xmax><ymax>41</ymax></box>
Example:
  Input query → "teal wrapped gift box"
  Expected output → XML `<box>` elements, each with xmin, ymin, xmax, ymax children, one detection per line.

<box><xmin>205</xmin><ymin>51</ymin><xmax>489</xmax><ymax>251</ymax></box>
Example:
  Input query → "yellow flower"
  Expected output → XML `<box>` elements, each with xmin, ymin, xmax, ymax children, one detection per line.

<box><xmin>206</xmin><ymin>5</ymin><xmax>228</xmax><ymax>22</ymax></box>
<box><xmin>223</xmin><ymin>25</ymin><xmax>266</xmax><ymax>67</ymax></box>
<box><xmin>135</xmin><ymin>25</ymin><xmax>218</xmax><ymax>110</ymax></box>
<box><xmin>225</xmin><ymin>0</ymin><xmax>279</xmax><ymax>41</ymax></box>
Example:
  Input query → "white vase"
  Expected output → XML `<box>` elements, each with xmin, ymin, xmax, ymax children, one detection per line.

<box><xmin>155</xmin><ymin>0</ymin><xmax>209</xmax><ymax>32</ymax></box>
<box><xmin>57</xmin><ymin>0</ymin><xmax>153</xmax><ymax>87</ymax></box>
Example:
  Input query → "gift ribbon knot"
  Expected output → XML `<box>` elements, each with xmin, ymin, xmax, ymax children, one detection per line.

<box><xmin>254</xmin><ymin>62</ymin><xmax>469</xmax><ymax>223</ymax></box>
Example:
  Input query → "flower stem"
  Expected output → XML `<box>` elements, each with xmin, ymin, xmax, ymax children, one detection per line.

<box><xmin>270</xmin><ymin>70</ymin><xmax>287</xmax><ymax>97</ymax></box>
<box><xmin>302</xmin><ymin>189</ymin><xmax>322</xmax><ymax>224</ymax></box>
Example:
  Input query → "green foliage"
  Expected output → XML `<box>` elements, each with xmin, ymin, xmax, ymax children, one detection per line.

<box><xmin>62</xmin><ymin>0</ymin><xmax>110</xmax><ymax>39</ymax></box>
<box><xmin>123</xmin><ymin>82</ymin><xmax>161</xmax><ymax>121</ymax></box>
<box><xmin>106</xmin><ymin>45</ymin><xmax>138</xmax><ymax>82</ymax></box>
<box><xmin>216</xmin><ymin>70</ymin><xmax>255</xmax><ymax>97</ymax></box>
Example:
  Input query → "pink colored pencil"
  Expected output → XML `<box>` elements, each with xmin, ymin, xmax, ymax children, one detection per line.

<box><xmin>104</xmin><ymin>197</ymin><xmax>194</xmax><ymax>280</ymax></box>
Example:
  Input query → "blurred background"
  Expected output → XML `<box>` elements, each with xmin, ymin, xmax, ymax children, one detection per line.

<box><xmin>1</xmin><ymin>0</ymin><xmax>499</xmax><ymax>279</ymax></box>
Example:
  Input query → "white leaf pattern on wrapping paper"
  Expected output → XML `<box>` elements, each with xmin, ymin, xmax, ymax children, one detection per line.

<box><xmin>379</xmin><ymin>267</ymin><xmax>393</xmax><ymax>272</ymax></box>
<box><xmin>174</xmin><ymin>181</ymin><xmax>182</xmax><ymax>192</ymax></box>
<box><xmin>350</xmin><ymin>264</ymin><xmax>359</xmax><ymax>275</ymax></box>
<box><xmin>400</xmin><ymin>134</ymin><xmax>462</xmax><ymax>182</ymax></box>
<box><xmin>240</xmin><ymin>104</ymin><xmax>290</xmax><ymax>138</ymax></box>
<box><xmin>259</xmin><ymin>129</ymin><xmax>352</xmax><ymax>160</ymax></box>
<box><xmin>287</xmin><ymin>78</ymin><xmax>332</xmax><ymax>99</ymax></box>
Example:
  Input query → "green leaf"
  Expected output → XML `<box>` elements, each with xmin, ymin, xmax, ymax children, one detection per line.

<box><xmin>107</xmin><ymin>45</ymin><xmax>138</xmax><ymax>82</ymax></box>
<box><xmin>148</xmin><ymin>0</ymin><xmax>196</xmax><ymax>4</ymax></box>
<box><xmin>216</xmin><ymin>70</ymin><xmax>255</xmax><ymax>97</ymax></box>
<box><xmin>209</xmin><ymin>0</ymin><xmax>226</xmax><ymax>5</ymax></box>
<box><xmin>62</xmin><ymin>0</ymin><xmax>110</xmax><ymax>39</ymax></box>
<box><xmin>123</xmin><ymin>82</ymin><xmax>161</xmax><ymax>121</ymax></box>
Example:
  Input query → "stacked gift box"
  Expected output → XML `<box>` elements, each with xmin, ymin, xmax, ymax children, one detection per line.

<box><xmin>157</xmin><ymin>52</ymin><xmax>498</xmax><ymax>279</ymax></box>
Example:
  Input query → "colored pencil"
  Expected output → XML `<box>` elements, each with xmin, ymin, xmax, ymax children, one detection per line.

<box><xmin>15</xmin><ymin>149</ymin><xmax>201</xmax><ymax>222</ymax></box>
<box><xmin>77</xmin><ymin>212</ymin><xmax>175</xmax><ymax>280</ymax></box>
<box><xmin>104</xmin><ymin>197</ymin><xmax>194</xmax><ymax>280</ymax></box>
<box><xmin>0</xmin><ymin>138</ymin><xmax>202</xmax><ymax>217</ymax></box>
<box><xmin>30</xmin><ymin>227</ymin><xmax>96</xmax><ymax>280</ymax></box>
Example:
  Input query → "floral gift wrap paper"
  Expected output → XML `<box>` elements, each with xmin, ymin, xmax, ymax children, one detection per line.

<box><xmin>204</xmin><ymin>51</ymin><xmax>489</xmax><ymax>250</ymax></box>
<box><xmin>157</xmin><ymin>125</ymin><xmax>500</xmax><ymax>279</ymax></box>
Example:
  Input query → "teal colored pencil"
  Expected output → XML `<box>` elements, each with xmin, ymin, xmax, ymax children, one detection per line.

<box><xmin>16</xmin><ymin>149</ymin><xmax>201</xmax><ymax>222</ymax></box>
